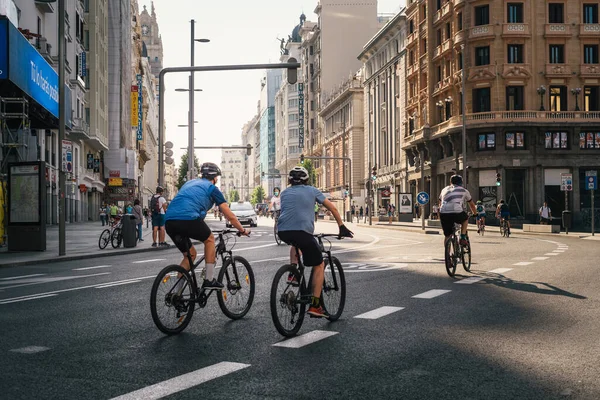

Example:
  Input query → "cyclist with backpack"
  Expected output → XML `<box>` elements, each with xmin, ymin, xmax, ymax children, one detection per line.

<box><xmin>151</xmin><ymin>186</ymin><xmax>168</xmax><ymax>247</ymax></box>
<box><xmin>475</xmin><ymin>200</ymin><xmax>486</xmax><ymax>233</ymax></box>
<box><xmin>495</xmin><ymin>200</ymin><xmax>511</xmax><ymax>235</ymax></box>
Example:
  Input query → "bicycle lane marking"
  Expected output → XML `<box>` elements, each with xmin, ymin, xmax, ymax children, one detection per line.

<box><xmin>0</xmin><ymin>272</ymin><xmax>112</xmax><ymax>290</ymax></box>
<box><xmin>354</xmin><ymin>306</ymin><xmax>405</xmax><ymax>319</ymax></box>
<box><xmin>272</xmin><ymin>330</ymin><xmax>339</xmax><ymax>348</ymax></box>
<box><xmin>412</xmin><ymin>289</ymin><xmax>451</xmax><ymax>299</ymax></box>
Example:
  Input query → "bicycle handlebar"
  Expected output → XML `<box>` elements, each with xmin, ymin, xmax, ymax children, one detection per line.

<box><xmin>212</xmin><ymin>229</ymin><xmax>249</xmax><ymax>237</ymax></box>
<box><xmin>314</xmin><ymin>233</ymin><xmax>346</xmax><ymax>240</ymax></box>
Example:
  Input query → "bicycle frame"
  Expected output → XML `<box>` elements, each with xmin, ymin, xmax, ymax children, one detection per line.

<box><xmin>293</xmin><ymin>234</ymin><xmax>341</xmax><ymax>302</ymax></box>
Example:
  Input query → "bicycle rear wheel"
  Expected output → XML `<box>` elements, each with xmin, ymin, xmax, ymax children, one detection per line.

<box><xmin>99</xmin><ymin>229</ymin><xmax>111</xmax><ymax>249</ymax></box>
<box><xmin>111</xmin><ymin>228</ymin><xmax>122</xmax><ymax>248</ymax></box>
<box><xmin>445</xmin><ymin>236</ymin><xmax>457</xmax><ymax>277</ymax></box>
<box><xmin>270</xmin><ymin>264</ymin><xmax>305</xmax><ymax>337</ymax></box>
<box><xmin>217</xmin><ymin>256</ymin><xmax>255</xmax><ymax>320</ymax></box>
<box><xmin>150</xmin><ymin>265</ymin><xmax>196</xmax><ymax>335</ymax></box>
<box><xmin>461</xmin><ymin>240</ymin><xmax>472</xmax><ymax>272</ymax></box>
<box><xmin>274</xmin><ymin>224</ymin><xmax>282</xmax><ymax>245</ymax></box>
<box><xmin>321</xmin><ymin>256</ymin><xmax>346</xmax><ymax>321</ymax></box>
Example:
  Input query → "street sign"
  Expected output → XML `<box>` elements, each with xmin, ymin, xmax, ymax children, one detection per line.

<box><xmin>560</xmin><ymin>173</ymin><xmax>573</xmax><ymax>191</ymax></box>
<box><xmin>587</xmin><ymin>176</ymin><xmax>597</xmax><ymax>190</ymax></box>
<box><xmin>417</xmin><ymin>191</ymin><xmax>429</xmax><ymax>205</ymax></box>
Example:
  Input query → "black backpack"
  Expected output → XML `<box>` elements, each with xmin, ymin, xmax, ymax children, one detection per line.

<box><xmin>150</xmin><ymin>195</ymin><xmax>161</xmax><ymax>215</ymax></box>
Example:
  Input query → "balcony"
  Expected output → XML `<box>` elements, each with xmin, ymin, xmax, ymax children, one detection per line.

<box><xmin>420</xmin><ymin>54</ymin><xmax>428</xmax><ymax>70</ymax></box>
<box><xmin>433</xmin><ymin>76</ymin><xmax>452</xmax><ymax>94</ymax></box>
<box><xmin>454</xmin><ymin>0</ymin><xmax>464</xmax><ymax>6</ymax></box>
<box><xmin>544</xmin><ymin>24</ymin><xmax>571</xmax><ymax>37</ymax></box>
<box><xmin>433</xmin><ymin>41</ymin><xmax>451</xmax><ymax>61</ymax></box>
<box><xmin>453</xmin><ymin>29</ymin><xmax>466</xmax><ymax>46</ymax></box>
<box><xmin>406</xmin><ymin>31</ymin><xmax>418</xmax><ymax>47</ymax></box>
<box><xmin>463</xmin><ymin>110</ymin><xmax>600</xmax><ymax>129</ymax></box>
<box><xmin>579</xmin><ymin>24</ymin><xmax>600</xmax><ymax>37</ymax></box>
<box><xmin>68</xmin><ymin>118</ymin><xmax>90</xmax><ymax>140</ymax></box>
<box><xmin>545</xmin><ymin>64</ymin><xmax>572</xmax><ymax>78</ymax></box>
<box><xmin>580</xmin><ymin>64</ymin><xmax>600</xmax><ymax>78</ymax></box>
<box><xmin>467</xmin><ymin>65</ymin><xmax>495</xmax><ymax>82</ymax></box>
<box><xmin>35</xmin><ymin>0</ymin><xmax>55</xmax><ymax>13</ymax></box>
<box><xmin>469</xmin><ymin>24</ymin><xmax>495</xmax><ymax>40</ymax></box>
<box><xmin>501</xmin><ymin>23</ymin><xmax>530</xmax><ymax>38</ymax></box>
<box><xmin>407</xmin><ymin>63</ymin><xmax>419</xmax><ymax>78</ymax></box>
<box><xmin>501</xmin><ymin>63</ymin><xmax>532</xmax><ymax>80</ymax></box>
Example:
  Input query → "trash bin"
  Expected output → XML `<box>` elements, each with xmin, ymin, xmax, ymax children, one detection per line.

<box><xmin>122</xmin><ymin>214</ymin><xmax>138</xmax><ymax>248</ymax></box>
<box><xmin>561</xmin><ymin>210</ymin><xmax>572</xmax><ymax>231</ymax></box>
<box><xmin>346</xmin><ymin>211</ymin><xmax>352</xmax><ymax>222</ymax></box>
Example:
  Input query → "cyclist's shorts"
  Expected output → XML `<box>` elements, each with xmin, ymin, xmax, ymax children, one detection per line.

<box><xmin>476</xmin><ymin>213</ymin><xmax>486</xmax><ymax>220</ymax></box>
<box><xmin>439</xmin><ymin>212</ymin><xmax>469</xmax><ymax>237</ymax></box>
<box><xmin>501</xmin><ymin>211</ymin><xmax>510</xmax><ymax>220</ymax></box>
<box><xmin>278</xmin><ymin>230</ymin><xmax>323</xmax><ymax>267</ymax></box>
<box><xmin>165</xmin><ymin>218</ymin><xmax>212</xmax><ymax>253</ymax></box>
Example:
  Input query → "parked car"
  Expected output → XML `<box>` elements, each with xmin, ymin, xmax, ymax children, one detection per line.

<box><xmin>227</xmin><ymin>201</ymin><xmax>258</xmax><ymax>227</ymax></box>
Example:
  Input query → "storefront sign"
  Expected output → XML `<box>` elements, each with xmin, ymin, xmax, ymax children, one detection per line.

<box><xmin>108</xmin><ymin>178</ymin><xmax>123</xmax><ymax>186</ymax></box>
<box><xmin>298</xmin><ymin>82</ymin><xmax>304</xmax><ymax>149</ymax></box>
<box><xmin>109</xmin><ymin>170</ymin><xmax>120</xmax><ymax>178</ymax></box>
<box><xmin>86</xmin><ymin>153</ymin><xmax>93</xmax><ymax>169</ymax></box>
<box><xmin>131</xmin><ymin>85</ymin><xmax>139</xmax><ymax>128</ymax></box>
<box><xmin>79</xmin><ymin>184</ymin><xmax>87</xmax><ymax>192</ymax></box>
<box><xmin>61</xmin><ymin>140</ymin><xmax>72</xmax><ymax>173</ymax></box>
<box><xmin>80</xmin><ymin>51</ymin><xmax>86</xmax><ymax>77</ymax></box>
<box><xmin>136</xmin><ymin>74</ymin><xmax>143</xmax><ymax>141</ymax></box>
<box><xmin>93</xmin><ymin>158</ymin><xmax>100</xmax><ymax>173</ymax></box>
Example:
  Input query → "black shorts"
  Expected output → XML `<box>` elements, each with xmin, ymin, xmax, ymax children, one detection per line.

<box><xmin>440</xmin><ymin>212</ymin><xmax>469</xmax><ymax>237</ymax></box>
<box><xmin>278</xmin><ymin>230</ymin><xmax>323</xmax><ymax>267</ymax></box>
<box><xmin>165</xmin><ymin>218</ymin><xmax>212</xmax><ymax>253</ymax></box>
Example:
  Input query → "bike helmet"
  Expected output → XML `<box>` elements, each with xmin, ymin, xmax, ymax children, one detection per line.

<box><xmin>289</xmin><ymin>166</ymin><xmax>309</xmax><ymax>185</ymax></box>
<box><xmin>155</xmin><ymin>186</ymin><xmax>164</xmax><ymax>193</ymax></box>
<box><xmin>476</xmin><ymin>200</ymin><xmax>482</xmax><ymax>204</ymax></box>
<box><xmin>200</xmin><ymin>162</ymin><xmax>221</xmax><ymax>180</ymax></box>
<box><xmin>450</xmin><ymin>174</ymin><xmax>463</xmax><ymax>186</ymax></box>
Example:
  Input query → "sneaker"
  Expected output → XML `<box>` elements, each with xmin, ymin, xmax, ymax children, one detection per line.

<box><xmin>287</xmin><ymin>272</ymin><xmax>299</xmax><ymax>286</ymax></box>
<box><xmin>151</xmin><ymin>242</ymin><xmax>157</xmax><ymax>247</ymax></box>
<box><xmin>459</xmin><ymin>238</ymin><xmax>469</xmax><ymax>246</ymax></box>
<box><xmin>160</xmin><ymin>242</ymin><xmax>169</xmax><ymax>247</ymax></box>
<box><xmin>307</xmin><ymin>305</ymin><xmax>329</xmax><ymax>319</ymax></box>
<box><xmin>477</xmin><ymin>229</ymin><xmax>480</xmax><ymax>234</ymax></box>
<box><xmin>202</xmin><ymin>278</ymin><xmax>224</xmax><ymax>290</ymax></box>
<box><xmin>139</xmin><ymin>238</ymin><xmax>144</xmax><ymax>242</ymax></box>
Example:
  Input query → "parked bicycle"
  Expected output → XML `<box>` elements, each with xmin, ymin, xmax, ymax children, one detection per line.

<box><xmin>150</xmin><ymin>229</ymin><xmax>255</xmax><ymax>335</ymax></box>
<box><xmin>445</xmin><ymin>223</ymin><xmax>471</xmax><ymax>277</ymax></box>
<box><xmin>98</xmin><ymin>215</ymin><xmax>122</xmax><ymax>249</ymax></box>
<box><xmin>270</xmin><ymin>233</ymin><xmax>346</xmax><ymax>337</ymax></box>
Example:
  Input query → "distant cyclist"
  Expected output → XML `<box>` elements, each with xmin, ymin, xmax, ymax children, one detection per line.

<box><xmin>495</xmin><ymin>200</ymin><xmax>511</xmax><ymax>235</ymax></box>
<box><xmin>277</xmin><ymin>166</ymin><xmax>353</xmax><ymax>318</ymax></box>
<box><xmin>269</xmin><ymin>187</ymin><xmax>281</xmax><ymax>219</ymax></box>
<box><xmin>475</xmin><ymin>200</ymin><xmax>486</xmax><ymax>233</ymax></box>
<box><xmin>438</xmin><ymin>175</ymin><xmax>477</xmax><ymax>246</ymax></box>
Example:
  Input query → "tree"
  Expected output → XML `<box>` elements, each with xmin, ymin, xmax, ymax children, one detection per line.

<box><xmin>228</xmin><ymin>189</ymin><xmax>240</xmax><ymax>203</ymax></box>
<box><xmin>251</xmin><ymin>186</ymin><xmax>265</xmax><ymax>205</ymax></box>
<box><xmin>300</xmin><ymin>159</ymin><xmax>317</xmax><ymax>186</ymax></box>
<box><xmin>176</xmin><ymin>154</ymin><xmax>201</xmax><ymax>190</ymax></box>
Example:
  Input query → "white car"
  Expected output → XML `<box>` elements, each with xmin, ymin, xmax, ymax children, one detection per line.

<box><xmin>226</xmin><ymin>201</ymin><xmax>258</xmax><ymax>227</ymax></box>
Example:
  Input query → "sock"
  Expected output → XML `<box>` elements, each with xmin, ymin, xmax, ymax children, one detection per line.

<box><xmin>460</xmin><ymin>234</ymin><xmax>467</xmax><ymax>240</ymax></box>
<box><xmin>205</xmin><ymin>263</ymin><xmax>216</xmax><ymax>281</ymax></box>
<box><xmin>311</xmin><ymin>296</ymin><xmax>320</xmax><ymax>307</ymax></box>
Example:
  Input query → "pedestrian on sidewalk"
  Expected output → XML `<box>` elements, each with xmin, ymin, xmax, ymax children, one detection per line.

<box><xmin>359</xmin><ymin>206</ymin><xmax>363</xmax><ymax>223</ymax></box>
<box><xmin>364</xmin><ymin>206</ymin><xmax>369</xmax><ymax>222</ymax></box>
<box><xmin>351</xmin><ymin>205</ymin><xmax>356</xmax><ymax>223</ymax></box>
<box><xmin>133</xmin><ymin>199</ymin><xmax>144</xmax><ymax>242</ymax></box>
<box><xmin>539</xmin><ymin>201</ymin><xmax>552</xmax><ymax>224</ymax></box>
<box><xmin>99</xmin><ymin>205</ymin><xmax>107</xmax><ymax>226</ymax></box>
<box><xmin>143</xmin><ymin>207</ymin><xmax>150</xmax><ymax>228</ymax></box>
<box><xmin>151</xmin><ymin>186</ymin><xmax>168</xmax><ymax>247</ymax></box>
<box><xmin>314</xmin><ymin>202</ymin><xmax>319</xmax><ymax>222</ymax></box>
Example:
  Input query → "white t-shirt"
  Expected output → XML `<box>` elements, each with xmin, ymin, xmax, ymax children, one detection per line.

<box><xmin>439</xmin><ymin>185</ymin><xmax>472</xmax><ymax>214</ymax></box>
<box><xmin>154</xmin><ymin>194</ymin><xmax>166</xmax><ymax>215</ymax></box>
<box><xmin>539</xmin><ymin>206</ymin><xmax>551</xmax><ymax>219</ymax></box>
<box><xmin>270</xmin><ymin>196</ymin><xmax>281</xmax><ymax>211</ymax></box>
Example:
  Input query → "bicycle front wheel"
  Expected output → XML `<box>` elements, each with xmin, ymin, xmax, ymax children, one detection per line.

<box><xmin>150</xmin><ymin>265</ymin><xmax>196</xmax><ymax>335</ymax></box>
<box><xmin>270</xmin><ymin>264</ymin><xmax>305</xmax><ymax>337</ymax></box>
<box><xmin>461</xmin><ymin>241</ymin><xmax>472</xmax><ymax>272</ymax></box>
<box><xmin>99</xmin><ymin>229</ymin><xmax>111</xmax><ymax>249</ymax></box>
<box><xmin>111</xmin><ymin>228</ymin><xmax>122</xmax><ymax>248</ymax></box>
<box><xmin>217</xmin><ymin>256</ymin><xmax>255</xmax><ymax>320</ymax></box>
<box><xmin>274</xmin><ymin>223</ymin><xmax>282</xmax><ymax>245</ymax></box>
<box><xmin>321</xmin><ymin>256</ymin><xmax>346</xmax><ymax>321</ymax></box>
<box><xmin>445</xmin><ymin>237</ymin><xmax>457</xmax><ymax>277</ymax></box>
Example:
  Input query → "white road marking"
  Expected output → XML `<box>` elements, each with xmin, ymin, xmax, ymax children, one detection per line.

<box><xmin>9</xmin><ymin>346</ymin><xmax>51</xmax><ymax>354</ymax></box>
<box><xmin>489</xmin><ymin>268</ymin><xmax>513</xmax><ymax>274</ymax></box>
<box><xmin>513</xmin><ymin>262</ymin><xmax>534</xmax><ymax>266</ymax></box>
<box><xmin>73</xmin><ymin>265</ymin><xmax>112</xmax><ymax>271</ymax></box>
<box><xmin>109</xmin><ymin>361</ymin><xmax>251</xmax><ymax>400</ymax></box>
<box><xmin>95</xmin><ymin>280</ymin><xmax>141</xmax><ymax>289</ymax></box>
<box><xmin>0</xmin><ymin>294</ymin><xmax>58</xmax><ymax>304</ymax></box>
<box><xmin>132</xmin><ymin>259</ymin><xmax>166</xmax><ymax>264</ymax></box>
<box><xmin>552</xmin><ymin>250</ymin><xmax>565</xmax><ymax>253</ymax></box>
<box><xmin>354</xmin><ymin>306</ymin><xmax>404</xmax><ymax>319</ymax></box>
<box><xmin>412</xmin><ymin>289</ymin><xmax>451</xmax><ymax>299</ymax></box>
<box><xmin>544</xmin><ymin>253</ymin><xmax>559</xmax><ymax>256</ymax></box>
<box><xmin>272</xmin><ymin>330</ymin><xmax>339</xmax><ymax>348</ymax></box>
<box><xmin>0</xmin><ymin>272</ymin><xmax>112</xmax><ymax>290</ymax></box>
<box><xmin>532</xmin><ymin>257</ymin><xmax>549</xmax><ymax>261</ymax></box>
<box><xmin>0</xmin><ymin>274</ymin><xmax>46</xmax><ymax>281</ymax></box>
<box><xmin>455</xmin><ymin>276</ymin><xmax>486</xmax><ymax>285</ymax></box>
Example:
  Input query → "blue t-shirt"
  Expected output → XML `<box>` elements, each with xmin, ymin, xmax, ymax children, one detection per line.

<box><xmin>165</xmin><ymin>178</ymin><xmax>226</xmax><ymax>221</ymax></box>
<box><xmin>277</xmin><ymin>185</ymin><xmax>326</xmax><ymax>234</ymax></box>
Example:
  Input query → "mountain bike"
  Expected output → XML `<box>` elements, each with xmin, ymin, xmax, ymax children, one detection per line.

<box><xmin>150</xmin><ymin>229</ymin><xmax>255</xmax><ymax>335</ymax></box>
<box><xmin>270</xmin><ymin>233</ymin><xmax>347</xmax><ymax>337</ymax></box>
<box><xmin>445</xmin><ymin>223</ymin><xmax>471</xmax><ymax>277</ymax></box>
<box><xmin>273</xmin><ymin>210</ymin><xmax>282</xmax><ymax>245</ymax></box>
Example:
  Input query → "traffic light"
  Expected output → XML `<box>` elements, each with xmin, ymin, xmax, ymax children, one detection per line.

<box><xmin>261</xmin><ymin>172</ymin><xmax>265</xmax><ymax>177</ymax></box>
<box><xmin>344</xmin><ymin>184</ymin><xmax>349</xmax><ymax>196</ymax></box>
<box><xmin>371</xmin><ymin>166</ymin><xmax>377</xmax><ymax>181</ymax></box>
<box><xmin>246</xmin><ymin>144</ymin><xmax>252</xmax><ymax>156</ymax></box>
<box><xmin>300</xmin><ymin>154</ymin><xmax>304</xmax><ymax>163</ymax></box>
<box><xmin>496</xmin><ymin>173</ymin><xmax>501</xmax><ymax>186</ymax></box>
<box><xmin>287</xmin><ymin>58</ymin><xmax>298</xmax><ymax>84</ymax></box>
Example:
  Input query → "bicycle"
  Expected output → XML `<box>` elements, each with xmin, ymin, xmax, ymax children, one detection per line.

<box><xmin>499</xmin><ymin>217</ymin><xmax>510</xmax><ymax>237</ymax></box>
<box><xmin>477</xmin><ymin>216</ymin><xmax>486</xmax><ymax>236</ymax></box>
<box><xmin>150</xmin><ymin>229</ymin><xmax>255</xmax><ymax>335</ymax></box>
<box><xmin>444</xmin><ymin>223</ymin><xmax>471</xmax><ymax>277</ymax></box>
<box><xmin>273</xmin><ymin>209</ymin><xmax>282</xmax><ymax>245</ymax></box>
<box><xmin>98</xmin><ymin>215</ymin><xmax>123</xmax><ymax>249</ymax></box>
<box><xmin>270</xmin><ymin>233</ymin><xmax>346</xmax><ymax>337</ymax></box>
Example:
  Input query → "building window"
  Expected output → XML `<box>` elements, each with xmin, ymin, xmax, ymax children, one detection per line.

<box><xmin>309</xmin><ymin>45</ymin><xmax>314</xmax><ymax>55</ymax></box>
<box><xmin>506</xmin><ymin>86</ymin><xmax>524</xmax><ymax>110</ymax></box>
<box><xmin>473</xmin><ymin>88</ymin><xmax>491</xmax><ymax>112</ymax></box>
<box><xmin>506</xmin><ymin>132</ymin><xmax>525</xmax><ymax>149</ymax></box>
<box><xmin>436</xmin><ymin>0</ymin><xmax>442</xmax><ymax>11</ymax></box>
<box><xmin>446</xmin><ymin>23</ymin><xmax>451</xmax><ymax>39</ymax></box>
<box><xmin>583</xmin><ymin>4</ymin><xmax>599</xmax><ymax>23</ymax></box>
<box><xmin>409</xmin><ymin>19</ymin><xmax>414</xmax><ymax>33</ymax></box>
<box><xmin>458</xmin><ymin>52</ymin><xmax>463</xmax><ymax>69</ymax></box>
<box><xmin>436</xmin><ymin>29</ymin><xmax>442</xmax><ymax>46</ymax></box>
<box><xmin>584</xmin><ymin>86</ymin><xmax>600</xmax><ymax>111</ymax></box>
<box><xmin>475</xmin><ymin>5</ymin><xmax>490</xmax><ymax>26</ymax></box>
<box><xmin>310</xmin><ymin>118</ymin><xmax>315</xmax><ymax>129</ymax></box>
<box><xmin>409</xmin><ymin>50</ymin><xmax>415</xmax><ymax>65</ymax></box>
<box><xmin>475</xmin><ymin>46</ymin><xmax>490</xmax><ymax>66</ymax></box>
<box><xmin>549</xmin><ymin>44</ymin><xmax>564</xmax><ymax>63</ymax></box>
<box><xmin>545</xmin><ymin>132</ymin><xmax>568</xmax><ymax>149</ymax></box>
<box><xmin>584</xmin><ymin>45</ymin><xmax>599</xmax><ymax>64</ymax></box>
<box><xmin>458</xmin><ymin>12</ymin><xmax>463</xmax><ymax>30</ymax></box>
<box><xmin>421</xmin><ymin>38</ymin><xmax>427</xmax><ymax>54</ymax></box>
<box><xmin>478</xmin><ymin>133</ymin><xmax>496</xmax><ymax>150</ymax></box>
<box><xmin>579</xmin><ymin>132</ymin><xmax>600</xmax><ymax>149</ymax></box>
<box><xmin>507</xmin><ymin>44</ymin><xmax>523</xmax><ymax>63</ymax></box>
<box><xmin>549</xmin><ymin>3</ymin><xmax>564</xmax><ymax>23</ymax></box>
<box><xmin>550</xmin><ymin>86</ymin><xmax>567</xmax><ymax>111</ymax></box>
<box><xmin>507</xmin><ymin>3</ymin><xmax>524</xmax><ymax>23</ymax></box>
<box><xmin>436</xmin><ymin>65</ymin><xmax>442</xmax><ymax>83</ymax></box>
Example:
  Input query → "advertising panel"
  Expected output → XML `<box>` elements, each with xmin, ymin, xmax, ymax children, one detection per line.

<box><xmin>131</xmin><ymin>85</ymin><xmax>139</xmax><ymax>128</ymax></box>
<box><xmin>398</xmin><ymin>193</ymin><xmax>412</xmax><ymax>214</ymax></box>
<box><xmin>9</xmin><ymin>164</ymin><xmax>40</xmax><ymax>223</ymax></box>
<box><xmin>136</xmin><ymin>74</ymin><xmax>143</xmax><ymax>141</ymax></box>
<box><xmin>298</xmin><ymin>82</ymin><xmax>304</xmax><ymax>149</ymax></box>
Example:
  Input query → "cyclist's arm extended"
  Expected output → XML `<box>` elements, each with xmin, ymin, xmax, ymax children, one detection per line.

<box><xmin>467</xmin><ymin>199</ymin><xmax>477</xmax><ymax>215</ymax></box>
<box><xmin>322</xmin><ymin>199</ymin><xmax>343</xmax><ymax>226</ymax></box>
<box><xmin>219</xmin><ymin>203</ymin><xmax>249</xmax><ymax>235</ymax></box>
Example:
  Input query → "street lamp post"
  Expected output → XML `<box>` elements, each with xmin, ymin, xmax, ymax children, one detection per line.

<box><xmin>537</xmin><ymin>85</ymin><xmax>546</xmax><ymax>111</ymax></box>
<box><xmin>571</xmin><ymin>87</ymin><xmax>581</xmax><ymax>111</ymax></box>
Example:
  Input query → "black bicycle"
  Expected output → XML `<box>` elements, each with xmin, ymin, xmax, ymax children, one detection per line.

<box><xmin>150</xmin><ymin>229</ymin><xmax>255</xmax><ymax>335</ymax></box>
<box><xmin>499</xmin><ymin>218</ymin><xmax>510</xmax><ymax>237</ymax></box>
<box><xmin>270</xmin><ymin>233</ymin><xmax>346</xmax><ymax>337</ymax></box>
<box><xmin>445</xmin><ymin>223</ymin><xmax>471</xmax><ymax>277</ymax></box>
<box><xmin>273</xmin><ymin>210</ymin><xmax>282</xmax><ymax>245</ymax></box>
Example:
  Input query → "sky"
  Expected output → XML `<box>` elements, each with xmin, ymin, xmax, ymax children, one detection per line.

<box><xmin>139</xmin><ymin>0</ymin><xmax>405</xmax><ymax>170</ymax></box>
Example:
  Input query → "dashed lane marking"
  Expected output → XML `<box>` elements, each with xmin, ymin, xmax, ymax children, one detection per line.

<box><xmin>95</xmin><ymin>279</ymin><xmax>142</xmax><ymax>289</ymax></box>
<box><xmin>513</xmin><ymin>262</ymin><xmax>534</xmax><ymax>266</ymax></box>
<box><xmin>272</xmin><ymin>330</ymin><xmax>339</xmax><ymax>349</ymax></box>
<box><xmin>0</xmin><ymin>272</ymin><xmax>112</xmax><ymax>290</ymax></box>
<box><xmin>532</xmin><ymin>257</ymin><xmax>549</xmax><ymax>261</ymax></box>
<box><xmin>412</xmin><ymin>289</ymin><xmax>451</xmax><ymax>299</ymax></box>
<box><xmin>455</xmin><ymin>276</ymin><xmax>486</xmax><ymax>285</ymax></box>
<box><xmin>552</xmin><ymin>250</ymin><xmax>566</xmax><ymax>253</ymax></box>
<box><xmin>0</xmin><ymin>294</ymin><xmax>58</xmax><ymax>304</ymax></box>
<box><xmin>109</xmin><ymin>361</ymin><xmax>251</xmax><ymax>400</ymax></box>
<box><xmin>9</xmin><ymin>346</ymin><xmax>51</xmax><ymax>354</ymax></box>
<box><xmin>354</xmin><ymin>306</ymin><xmax>405</xmax><ymax>319</ymax></box>
<box><xmin>489</xmin><ymin>268</ymin><xmax>513</xmax><ymax>274</ymax></box>
<box><xmin>73</xmin><ymin>265</ymin><xmax>112</xmax><ymax>271</ymax></box>
<box><xmin>132</xmin><ymin>259</ymin><xmax>166</xmax><ymax>264</ymax></box>
<box><xmin>0</xmin><ymin>274</ymin><xmax>46</xmax><ymax>281</ymax></box>
<box><xmin>544</xmin><ymin>253</ymin><xmax>559</xmax><ymax>256</ymax></box>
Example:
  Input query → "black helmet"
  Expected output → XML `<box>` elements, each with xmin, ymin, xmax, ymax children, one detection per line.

<box><xmin>200</xmin><ymin>162</ymin><xmax>221</xmax><ymax>180</ymax></box>
<box><xmin>450</xmin><ymin>174</ymin><xmax>463</xmax><ymax>186</ymax></box>
<box><xmin>289</xmin><ymin>166</ymin><xmax>309</xmax><ymax>185</ymax></box>
<box><xmin>155</xmin><ymin>186</ymin><xmax>164</xmax><ymax>193</ymax></box>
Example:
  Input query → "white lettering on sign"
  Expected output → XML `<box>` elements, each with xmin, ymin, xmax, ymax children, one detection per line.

<box><xmin>30</xmin><ymin>61</ymin><xmax>59</xmax><ymax>103</ymax></box>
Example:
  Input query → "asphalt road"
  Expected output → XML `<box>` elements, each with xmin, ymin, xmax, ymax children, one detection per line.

<box><xmin>1</xmin><ymin>218</ymin><xmax>599</xmax><ymax>399</ymax></box>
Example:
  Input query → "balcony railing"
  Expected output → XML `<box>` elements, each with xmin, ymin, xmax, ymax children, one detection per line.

<box><xmin>469</xmin><ymin>24</ymin><xmax>495</xmax><ymax>40</ymax></box>
<box><xmin>465</xmin><ymin>110</ymin><xmax>600</xmax><ymax>123</ymax></box>
<box><xmin>545</xmin><ymin>63</ymin><xmax>572</xmax><ymax>77</ymax></box>
<box><xmin>580</xmin><ymin>63</ymin><xmax>600</xmax><ymax>78</ymax></box>
<box><xmin>453</xmin><ymin>29</ymin><xmax>466</xmax><ymax>45</ymax></box>
<box><xmin>544</xmin><ymin>24</ymin><xmax>571</xmax><ymax>37</ymax></box>
<box><xmin>501</xmin><ymin>23</ymin><xmax>530</xmax><ymax>37</ymax></box>
<box><xmin>580</xmin><ymin>24</ymin><xmax>600</xmax><ymax>37</ymax></box>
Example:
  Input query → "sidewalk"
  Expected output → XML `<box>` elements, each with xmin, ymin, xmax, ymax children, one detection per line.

<box><xmin>0</xmin><ymin>220</ymin><xmax>171</xmax><ymax>268</ymax></box>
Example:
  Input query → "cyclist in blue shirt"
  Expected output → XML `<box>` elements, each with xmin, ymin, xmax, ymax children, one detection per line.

<box><xmin>495</xmin><ymin>199</ymin><xmax>511</xmax><ymax>235</ymax></box>
<box><xmin>165</xmin><ymin>162</ymin><xmax>249</xmax><ymax>290</ymax></box>
<box><xmin>475</xmin><ymin>200</ymin><xmax>486</xmax><ymax>233</ymax></box>
<box><xmin>277</xmin><ymin>166</ymin><xmax>353</xmax><ymax>318</ymax></box>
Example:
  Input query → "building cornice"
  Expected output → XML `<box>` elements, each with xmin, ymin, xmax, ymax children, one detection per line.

<box><xmin>358</xmin><ymin>9</ymin><xmax>407</xmax><ymax>61</ymax></box>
